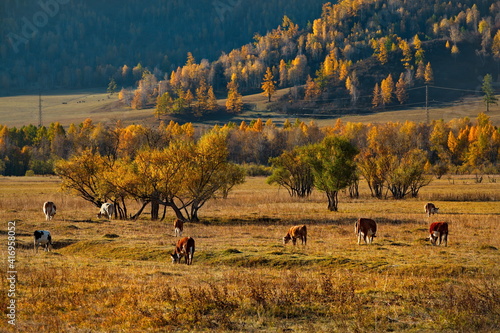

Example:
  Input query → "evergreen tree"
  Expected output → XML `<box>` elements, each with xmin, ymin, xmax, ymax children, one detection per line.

<box><xmin>482</xmin><ymin>74</ymin><xmax>498</xmax><ymax>112</ymax></box>
<box><xmin>107</xmin><ymin>78</ymin><xmax>117</xmax><ymax>96</ymax></box>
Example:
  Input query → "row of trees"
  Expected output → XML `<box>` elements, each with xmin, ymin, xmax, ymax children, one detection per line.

<box><xmin>1</xmin><ymin>113</ymin><xmax>498</xmax><ymax>178</ymax></box>
<box><xmin>1</xmin><ymin>114</ymin><xmax>498</xmax><ymax>218</ymax></box>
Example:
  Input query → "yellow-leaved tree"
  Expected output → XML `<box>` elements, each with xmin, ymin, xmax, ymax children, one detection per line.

<box><xmin>261</xmin><ymin>67</ymin><xmax>276</xmax><ymax>102</ymax></box>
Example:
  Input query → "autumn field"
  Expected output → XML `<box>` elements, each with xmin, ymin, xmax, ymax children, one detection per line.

<box><xmin>0</xmin><ymin>175</ymin><xmax>499</xmax><ymax>332</ymax></box>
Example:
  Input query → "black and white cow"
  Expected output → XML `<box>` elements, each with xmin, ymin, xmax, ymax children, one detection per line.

<box><xmin>34</xmin><ymin>230</ymin><xmax>52</xmax><ymax>252</ymax></box>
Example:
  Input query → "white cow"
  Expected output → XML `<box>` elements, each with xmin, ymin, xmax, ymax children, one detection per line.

<box><xmin>34</xmin><ymin>230</ymin><xmax>52</xmax><ymax>252</ymax></box>
<box><xmin>97</xmin><ymin>203</ymin><xmax>114</xmax><ymax>219</ymax></box>
<box><xmin>43</xmin><ymin>201</ymin><xmax>56</xmax><ymax>221</ymax></box>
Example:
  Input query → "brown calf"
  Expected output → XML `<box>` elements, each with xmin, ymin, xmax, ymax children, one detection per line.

<box><xmin>425</xmin><ymin>202</ymin><xmax>439</xmax><ymax>217</ymax></box>
<box><xmin>171</xmin><ymin>237</ymin><xmax>195</xmax><ymax>265</ymax></box>
<box><xmin>173</xmin><ymin>219</ymin><xmax>184</xmax><ymax>237</ymax></box>
<box><xmin>429</xmin><ymin>222</ymin><xmax>448</xmax><ymax>246</ymax></box>
<box><xmin>355</xmin><ymin>218</ymin><xmax>377</xmax><ymax>245</ymax></box>
<box><xmin>283</xmin><ymin>225</ymin><xmax>307</xmax><ymax>245</ymax></box>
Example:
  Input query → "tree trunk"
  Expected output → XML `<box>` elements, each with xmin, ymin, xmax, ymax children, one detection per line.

<box><xmin>150</xmin><ymin>199</ymin><xmax>160</xmax><ymax>220</ymax></box>
<box><xmin>326</xmin><ymin>191</ymin><xmax>339</xmax><ymax>212</ymax></box>
<box><xmin>130</xmin><ymin>201</ymin><xmax>149</xmax><ymax>220</ymax></box>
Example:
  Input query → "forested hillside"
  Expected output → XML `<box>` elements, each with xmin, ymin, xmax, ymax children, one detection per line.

<box><xmin>0</xmin><ymin>0</ymin><xmax>324</xmax><ymax>91</ymax></box>
<box><xmin>113</xmin><ymin>0</ymin><xmax>500</xmax><ymax>119</ymax></box>
<box><xmin>2</xmin><ymin>0</ymin><xmax>500</xmax><ymax>116</ymax></box>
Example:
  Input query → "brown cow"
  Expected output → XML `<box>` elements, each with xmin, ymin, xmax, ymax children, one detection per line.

<box><xmin>425</xmin><ymin>202</ymin><xmax>439</xmax><ymax>217</ymax></box>
<box><xmin>173</xmin><ymin>219</ymin><xmax>184</xmax><ymax>237</ymax></box>
<box><xmin>283</xmin><ymin>225</ymin><xmax>307</xmax><ymax>245</ymax></box>
<box><xmin>429</xmin><ymin>222</ymin><xmax>448</xmax><ymax>246</ymax></box>
<box><xmin>171</xmin><ymin>237</ymin><xmax>195</xmax><ymax>265</ymax></box>
<box><xmin>355</xmin><ymin>218</ymin><xmax>377</xmax><ymax>245</ymax></box>
<box><xmin>43</xmin><ymin>201</ymin><xmax>56</xmax><ymax>221</ymax></box>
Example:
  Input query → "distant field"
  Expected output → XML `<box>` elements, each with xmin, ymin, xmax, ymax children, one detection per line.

<box><xmin>0</xmin><ymin>89</ymin><xmax>156</xmax><ymax>128</ymax></box>
<box><xmin>0</xmin><ymin>88</ymin><xmax>498</xmax><ymax>128</ymax></box>
<box><xmin>0</xmin><ymin>175</ymin><xmax>498</xmax><ymax>332</ymax></box>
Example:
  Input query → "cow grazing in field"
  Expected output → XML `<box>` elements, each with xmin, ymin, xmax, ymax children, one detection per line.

<box><xmin>171</xmin><ymin>237</ymin><xmax>195</xmax><ymax>265</ymax></box>
<box><xmin>34</xmin><ymin>230</ymin><xmax>52</xmax><ymax>252</ymax></box>
<box><xmin>173</xmin><ymin>219</ymin><xmax>184</xmax><ymax>237</ymax></box>
<box><xmin>283</xmin><ymin>225</ymin><xmax>307</xmax><ymax>246</ymax></box>
<box><xmin>425</xmin><ymin>202</ymin><xmax>439</xmax><ymax>217</ymax></box>
<box><xmin>429</xmin><ymin>222</ymin><xmax>448</xmax><ymax>246</ymax></box>
<box><xmin>97</xmin><ymin>203</ymin><xmax>114</xmax><ymax>219</ymax></box>
<box><xmin>43</xmin><ymin>201</ymin><xmax>56</xmax><ymax>221</ymax></box>
<box><xmin>355</xmin><ymin>218</ymin><xmax>377</xmax><ymax>245</ymax></box>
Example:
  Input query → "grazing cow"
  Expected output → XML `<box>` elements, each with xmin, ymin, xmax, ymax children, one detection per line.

<box><xmin>171</xmin><ymin>237</ymin><xmax>195</xmax><ymax>265</ymax></box>
<box><xmin>355</xmin><ymin>218</ymin><xmax>377</xmax><ymax>245</ymax></box>
<box><xmin>283</xmin><ymin>225</ymin><xmax>307</xmax><ymax>245</ymax></box>
<box><xmin>34</xmin><ymin>230</ymin><xmax>52</xmax><ymax>252</ymax></box>
<box><xmin>173</xmin><ymin>219</ymin><xmax>184</xmax><ymax>237</ymax></box>
<box><xmin>170</xmin><ymin>237</ymin><xmax>194</xmax><ymax>265</ymax></box>
<box><xmin>97</xmin><ymin>203</ymin><xmax>114</xmax><ymax>219</ymax></box>
<box><xmin>43</xmin><ymin>201</ymin><xmax>56</xmax><ymax>221</ymax></box>
<box><xmin>429</xmin><ymin>222</ymin><xmax>448</xmax><ymax>246</ymax></box>
<box><xmin>425</xmin><ymin>202</ymin><xmax>439</xmax><ymax>217</ymax></box>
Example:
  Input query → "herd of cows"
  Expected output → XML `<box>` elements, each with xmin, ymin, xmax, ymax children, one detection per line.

<box><xmin>32</xmin><ymin>201</ymin><xmax>449</xmax><ymax>262</ymax></box>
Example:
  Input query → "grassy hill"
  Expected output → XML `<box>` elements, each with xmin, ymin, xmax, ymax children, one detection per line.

<box><xmin>1</xmin><ymin>88</ymin><xmax>499</xmax><ymax>128</ymax></box>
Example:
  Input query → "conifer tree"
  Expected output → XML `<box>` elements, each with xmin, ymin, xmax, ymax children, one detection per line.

<box><xmin>226</xmin><ymin>74</ymin><xmax>243</xmax><ymax>113</ymax></box>
<box><xmin>261</xmin><ymin>67</ymin><xmax>276</xmax><ymax>102</ymax></box>
<box><xmin>424</xmin><ymin>62</ymin><xmax>434</xmax><ymax>84</ymax></box>
<box><xmin>304</xmin><ymin>75</ymin><xmax>321</xmax><ymax>100</ymax></box>
<box><xmin>482</xmin><ymin>74</ymin><xmax>498</xmax><ymax>112</ymax></box>
<box><xmin>372</xmin><ymin>83</ymin><xmax>382</xmax><ymax>108</ymax></box>
<box><xmin>380</xmin><ymin>74</ymin><xmax>394</xmax><ymax>106</ymax></box>
<box><xmin>396</xmin><ymin>73</ymin><xmax>408</xmax><ymax>105</ymax></box>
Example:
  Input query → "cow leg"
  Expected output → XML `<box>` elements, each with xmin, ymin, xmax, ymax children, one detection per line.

<box><xmin>292</xmin><ymin>237</ymin><xmax>297</xmax><ymax>245</ymax></box>
<box><xmin>442</xmin><ymin>233</ymin><xmax>448</xmax><ymax>247</ymax></box>
<box><xmin>357</xmin><ymin>233</ymin><xmax>361</xmax><ymax>245</ymax></box>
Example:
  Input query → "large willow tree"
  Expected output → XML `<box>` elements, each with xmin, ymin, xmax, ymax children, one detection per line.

<box><xmin>55</xmin><ymin>128</ymin><xmax>245</xmax><ymax>221</ymax></box>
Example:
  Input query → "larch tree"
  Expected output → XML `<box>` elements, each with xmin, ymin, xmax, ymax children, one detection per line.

<box><xmin>380</xmin><ymin>74</ymin><xmax>394</xmax><ymax>106</ymax></box>
<box><xmin>261</xmin><ymin>67</ymin><xmax>276</xmax><ymax>102</ymax></box>
<box><xmin>304</xmin><ymin>75</ymin><xmax>321</xmax><ymax>100</ymax></box>
<box><xmin>372</xmin><ymin>83</ymin><xmax>382</xmax><ymax>108</ymax></box>
<box><xmin>395</xmin><ymin>73</ymin><xmax>409</xmax><ymax>104</ymax></box>
<box><xmin>424</xmin><ymin>62</ymin><xmax>434</xmax><ymax>84</ymax></box>
<box><xmin>226</xmin><ymin>74</ymin><xmax>243</xmax><ymax>113</ymax></box>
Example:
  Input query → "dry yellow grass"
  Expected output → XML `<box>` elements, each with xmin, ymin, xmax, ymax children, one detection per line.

<box><xmin>0</xmin><ymin>175</ymin><xmax>499</xmax><ymax>332</ymax></box>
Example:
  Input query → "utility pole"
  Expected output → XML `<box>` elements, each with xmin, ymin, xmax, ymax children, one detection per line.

<box><xmin>38</xmin><ymin>91</ymin><xmax>43</xmax><ymax>127</ymax></box>
<box><xmin>425</xmin><ymin>85</ymin><xmax>429</xmax><ymax>124</ymax></box>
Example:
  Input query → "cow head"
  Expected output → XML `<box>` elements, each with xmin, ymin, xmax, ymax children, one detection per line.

<box><xmin>429</xmin><ymin>232</ymin><xmax>439</xmax><ymax>245</ymax></box>
<box><xmin>283</xmin><ymin>234</ymin><xmax>291</xmax><ymax>245</ymax></box>
<box><xmin>171</xmin><ymin>253</ymin><xmax>181</xmax><ymax>264</ymax></box>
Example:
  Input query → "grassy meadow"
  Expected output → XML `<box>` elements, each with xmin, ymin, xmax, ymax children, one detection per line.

<box><xmin>1</xmin><ymin>89</ymin><xmax>499</xmax><ymax>129</ymax></box>
<box><xmin>1</xmin><ymin>175</ymin><xmax>499</xmax><ymax>332</ymax></box>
